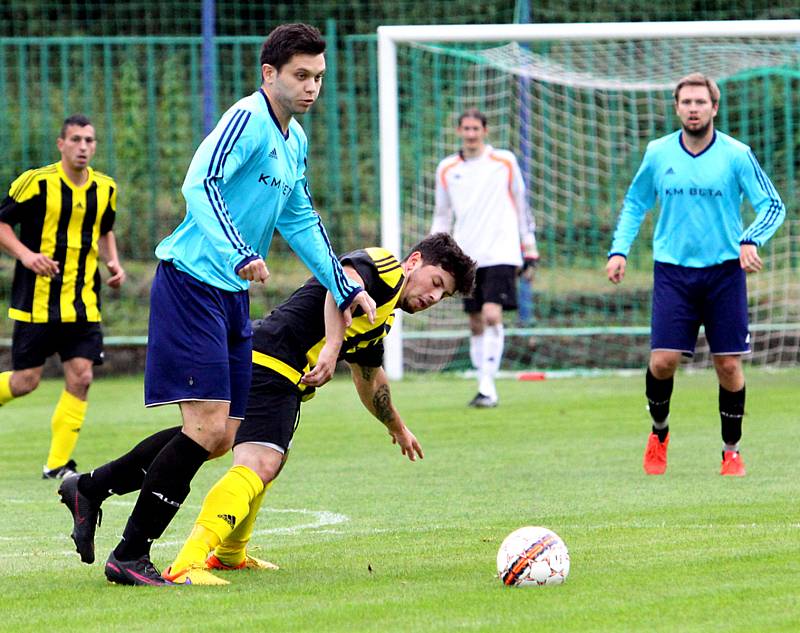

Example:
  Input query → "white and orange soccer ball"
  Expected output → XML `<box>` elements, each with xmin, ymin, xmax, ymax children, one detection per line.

<box><xmin>496</xmin><ymin>526</ymin><xmax>570</xmax><ymax>587</ymax></box>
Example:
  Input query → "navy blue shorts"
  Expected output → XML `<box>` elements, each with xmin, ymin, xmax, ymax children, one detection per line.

<box><xmin>651</xmin><ymin>259</ymin><xmax>750</xmax><ymax>357</ymax></box>
<box><xmin>144</xmin><ymin>261</ymin><xmax>253</xmax><ymax>419</ymax></box>
<box><xmin>464</xmin><ymin>265</ymin><xmax>518</xmax><ymax>313</ymax></box>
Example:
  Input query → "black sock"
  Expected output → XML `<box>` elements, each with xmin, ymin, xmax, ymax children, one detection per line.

<box><xmin>719</xmin><ymin>384</ymin><xmax>745</xmax><ymax>447</ymax></box>
<box><xmin>77</xmin><ymin>426</ymin><xmax>182</xmax><ymax>503</ymax></box>
<box><xmin>113</xmin><ymin>432</ymin><xmax>209</xmax><ymax>561</ymax></box>
<box><xmin>646</xmin><ymin>368</ymin><xmax>673</xmax><ymax>440</ymax></box>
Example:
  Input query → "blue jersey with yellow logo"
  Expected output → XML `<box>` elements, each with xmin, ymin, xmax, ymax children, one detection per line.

<box><xmin>609</xmin><ymin>130</ymin><xmax>785</xmax><ymax>267</ymax></box>
<box><xmin>156</xmin><ymin>89</ymin><xmax>360</xmax><ymax>308</ymax></box>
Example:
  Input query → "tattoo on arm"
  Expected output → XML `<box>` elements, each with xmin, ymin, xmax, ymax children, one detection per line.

<box><xmin>372</xmin><ymin>384</ymin><xmax>394</xmax><ymax>424</ymax></box>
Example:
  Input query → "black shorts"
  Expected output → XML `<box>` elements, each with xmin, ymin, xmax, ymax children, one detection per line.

<box><xmin>11</xmin><ymin>321</ymin><xmax>104</xmax><ymax>370</ymax></box>
<box><xmin>234</xmin><ymin>365</ymin><xmax>302</xmax><ymax>454</ymax></box>
<box><xmin>463</xmin><ymin>265</ymin><xmax>518</xmax><ymax>313</ymax></box>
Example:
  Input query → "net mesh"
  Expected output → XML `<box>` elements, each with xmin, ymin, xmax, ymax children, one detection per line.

<box><xmin>395</xmin><ymin>37</ymin><xmax>800</xmax><ymax>371</ymax></box>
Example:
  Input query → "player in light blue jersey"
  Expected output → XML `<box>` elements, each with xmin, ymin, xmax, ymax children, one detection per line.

<box><xmin>606</xmin><ymin>72</ymin><xmax>785</xmax><ymax>478</ymax></box>
<box><xmin>58</xmin><ymin>24</ymin><xmax>376</xmax><ymax>586</ymax></box>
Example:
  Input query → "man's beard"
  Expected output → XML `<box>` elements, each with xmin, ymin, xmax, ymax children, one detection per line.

<box><xmin>397</xmin><ymin>296</ymin><xmax>414</xmax><ymax>313</ymax></box>
<box><xmin>682</xmin><ymin>119</ymin><xmax>712</xmax><ymax>138</ymax></box>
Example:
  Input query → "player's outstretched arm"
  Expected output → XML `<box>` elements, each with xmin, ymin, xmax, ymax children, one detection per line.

<box><xmin>349</xmin><ymin>363</ymin><xmax>423</xmax><ymax>461</ymax></box>
<box><xmin>301</xmin><ymin>291</ymin><xmax>345</xmax><ymax>387</ymax></box>
<box><xmin>304</xmin><ymin>264</ymin><xmax>367</xmax><ymax>387</ymax></box>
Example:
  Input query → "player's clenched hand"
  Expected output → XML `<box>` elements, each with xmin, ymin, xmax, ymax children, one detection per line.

<box><xmin>343</xmin><ymin>290</ymin><xmax>376</xmax><ymax>327</ymax></box>
<box><xmin>301</xmin><ymin>343</ymin><xmax>338</xmax><ymax>387</ymax></box>
<box><xmin>739</xmin><ymin>243</ymin><xmax>762</xmax><ymax>274</ymax></box>
<box><xmin>237</xmin><ymin>258</ymin><xmax>270</xmax><ymax>283</ymax></box>
<box><xmin>606</xmin><ymin>255</ymin><xmax>626</xmax><ymax>284</ymax></box>
<box><xmin>388</xmin><ymin>422</ymin><xmax>424</xmax><ymax>461</ymax></box>
<box><xmin>22</xmin><ymin>251</ymin><xmax>59</xmax><ymax>278</ymax></box>
<box><xmin>105</xmin><ymin>260</ymin><xmax>126</xmax><ymax>288</ymax></box>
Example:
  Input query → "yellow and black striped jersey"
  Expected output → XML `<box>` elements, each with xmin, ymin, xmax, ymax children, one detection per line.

<box><xmin>252</xmin><ymin>247</ymin><xmax>404</xmax><ymax>394</ymax></box>
<box><xmin>0</xmin><ymin>162</ymin><xmax>117</xmax><ymax>323</ymax></box>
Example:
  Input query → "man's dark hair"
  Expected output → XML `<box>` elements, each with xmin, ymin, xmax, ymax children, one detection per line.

<box><xmin>60</xmin><ymin>114</ymin><xmax>93</xmax><ymax>138</ymax></box>
<box><xmin>404</xmin><ymin>233</ymin><xmax>476</xmax><ymax>296</ymax></box>
<box><xmin>457</xmin><ymin>108</ymin><xmax>487</xmax><ymax>128</ymax></box>
<box><xmin>260</xmin><ymin>23</ymin><xmax>326</xmax><ymax>71</ymax></box>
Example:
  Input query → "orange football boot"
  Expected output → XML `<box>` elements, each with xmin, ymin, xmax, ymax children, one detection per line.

<box><xmin>720</xmin><ymin>450</ymin><xmax>746</xmax><ymax>477</ymax></box>
<box><xmin>643</xmin><ymin>432</ymin><xmax>669</xmax><ymax>475</ymax></box>
<box><xmin>206</xmin><ymin>552</ymin><xmax>279</xmax><ymax>571</ymax></box>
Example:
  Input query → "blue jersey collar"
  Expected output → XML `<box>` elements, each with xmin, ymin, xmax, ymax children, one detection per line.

<box><xmin>679</xmin><ymin>130</ymin><xmax>716</xmax><ymax>158</ymax></box>
<box><xmin>260</xmin><ymin>88</ymin><xmax>290</xmax><ymax>140</ymax></box>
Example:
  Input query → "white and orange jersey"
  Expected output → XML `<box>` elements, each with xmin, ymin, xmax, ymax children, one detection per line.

<box><xmin>431</xmin><ymin>145</ymin><xmax>537</xmax><ymax>268</ymax></box>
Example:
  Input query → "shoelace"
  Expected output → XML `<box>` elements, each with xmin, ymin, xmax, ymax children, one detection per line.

<box><xmin>136</xmin><ymin>556</ymin><xmax>160</xmax><ymax>576</ymax></box>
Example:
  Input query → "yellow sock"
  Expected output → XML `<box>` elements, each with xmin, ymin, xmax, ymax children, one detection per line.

<box><xmin>45</xmin><ymin>390</ymin><xmax>87</xmax><ymax>470</ymax></box>
<box><xmin>0</xmin><ymin>371</ymin><xmax>14</xmax><ymax>405</ymax></box>
<box><xmin>215</xmin><ymin>481</ymin><xmax>274</xmax><ymax>566</ymax></box>
<box><xmin>170</xmin><ymin>465</ymin><xmax>264</xmax><ymax>572</ymax></box>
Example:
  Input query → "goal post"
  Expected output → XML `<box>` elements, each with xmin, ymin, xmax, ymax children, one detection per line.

<box><xmin>379</xmin><ymin>20</ymin><xmax>800</xmax><ymax>380</ymax></box>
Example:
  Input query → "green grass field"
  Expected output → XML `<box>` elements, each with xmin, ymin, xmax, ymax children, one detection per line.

<box><xmin>1</xmin><ymin>370</ymin><xmax>799</xmax><ymax>632</ymax></box>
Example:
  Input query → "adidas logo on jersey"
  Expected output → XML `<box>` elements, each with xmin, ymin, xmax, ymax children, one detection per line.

<box><xmin>665</xmin><ymin>167</ymin><xmax>675</xmax><ymax>175</ymax></box>
<box><xmin>268</xmin><ymin>148</ymin><xmax>278</xmax><ymax>159</ymax></box>
<box><xmin>218</xmin><ymin>513</ymin><xmax>237</xmax><ymax>529</ymax></box>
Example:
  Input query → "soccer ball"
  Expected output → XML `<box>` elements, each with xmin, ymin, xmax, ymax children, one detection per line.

<box><xmin>496</xmin><ymin>526</ymin><xmax>570</xmax><ymax>587</ymax></box>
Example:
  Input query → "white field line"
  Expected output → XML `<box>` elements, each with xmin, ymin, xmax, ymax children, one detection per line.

<box><xmin>0</xmin><ymin>499</ymin><xmax>348</xmax><ymax>558</ymax></box>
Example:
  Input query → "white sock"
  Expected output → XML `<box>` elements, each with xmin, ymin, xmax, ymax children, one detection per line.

<box><xmin>478</xmin><ymin>324</ymin><xmax>503</xmax><ymax>400</ymax></box>
<box><xmin>469</xmin><ymin>334</ymin><xmax>484</xmax><ymax>371</ymax></box>
<box><xmin>652</xmin><ymin>418</ymin><xmax>669</xmax><ymax>431</ymax></box>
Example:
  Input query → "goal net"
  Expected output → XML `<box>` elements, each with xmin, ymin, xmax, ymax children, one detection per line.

<box><xmin>379</xmin><ymin>22</ymin><xmax>800</xmax><ymax>377</ymax></box>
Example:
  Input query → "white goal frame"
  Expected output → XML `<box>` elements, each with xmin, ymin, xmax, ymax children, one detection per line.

<box><xmin>378</xmin><ymin>20</ymin><xmax>800</xmax><ymax>380</ymax></box>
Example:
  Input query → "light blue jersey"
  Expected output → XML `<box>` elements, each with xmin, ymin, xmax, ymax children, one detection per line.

<box><xmin>156</xmin><ymin>89</ymin><xmax>361</xmax><ymax>308</ymax></box>
<box><xmin>609</xmin><ymin>130</ymin><xmax>785</xmax><ymax>267</ymax></box>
